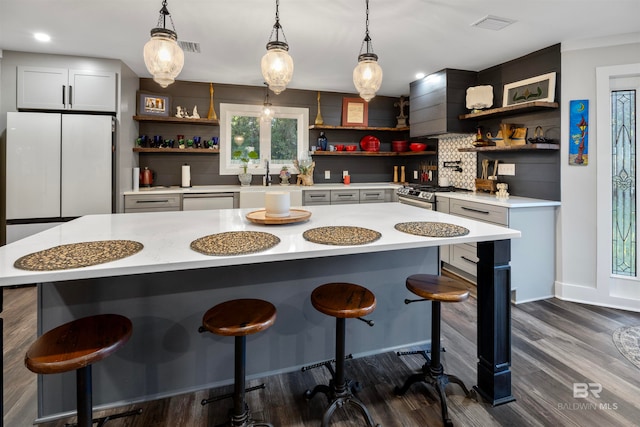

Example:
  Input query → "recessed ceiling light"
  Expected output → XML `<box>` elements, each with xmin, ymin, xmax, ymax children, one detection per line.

<box><xmin>415</xmin><ymin>72</ymin><xmax>426</xmax><ymax>80</ymax></box>
<box><xmin>34</xmin><ymin>33</ymin><xmax>51</xmax><ymax>42</ymax></box>
<box><xmin>471</xmin><ymin>15</ymin><xmax>516</xmax><ymax>31</ymax></box>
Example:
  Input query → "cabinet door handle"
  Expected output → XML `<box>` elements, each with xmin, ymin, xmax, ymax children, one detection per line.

<box><xmin>363</xmin><ymin>192</ymin><xmax>381</xmax><ymax>198</ymax></box>
<box><xmin>62</xmin><ymin>85</ymin><xmax>66</xmax><ymax>106</ymax></box>
<box><xmin>336</xmin><ymin>194</ymin><xmax>354</xmax><ymax>198</ymax></box>
<box><xmin>460</xmin><ymin>256</ymin><xmax>478</xmax><ymax>265</ymax></box>
<box><xmin>461</xmin><ymin>206</ymin><xmax>490</xmax><ymax>215</ymax></box>
<box><xmin>309</xmin><ymin>195</ymin><xmax>326</xmax><ymax>199</ymax></box>
<box><xmin>68</xmin><ymin>85</ymin><xmax>73</xmax><ymax>107</ymax></box>
<box><xmin>136</xmin><ymin>199</ymin><xmax>170</xmax><ymax>204</ymax></box>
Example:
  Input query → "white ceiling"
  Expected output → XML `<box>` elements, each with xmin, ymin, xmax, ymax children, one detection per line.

<box><xmin>1</xmin><ymin>0</ymin><xmax>639</xmax><ymax>97</ymax></box>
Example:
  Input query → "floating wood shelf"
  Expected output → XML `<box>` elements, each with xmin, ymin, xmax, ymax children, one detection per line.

<box><xmin>458</xmin><ymin>144</ymin><xmax>559</xmax><ymax>153</ymax></box>
<box><xmin>458</xmin><ymin>102</ymin><xmax>559</xmax><ymax>120</ymax></box>
<box><xmin>311</xmin><ymin>150</ymin><xmax>436</xmax><ymax>157</ymax></box>
<box><xmin>133</xmin><ymin>115</ymin><xmax>219</xmax><ymax>126</ymax></box>
<box><xmin>309</xmin><ymin>125</ymin><xmax>409</xmax><ymax>132</ymax></box>
<box><xmin>133</xmin><ymin>147</ymin><xmax>219</xmax><ymax>154</ymax></box>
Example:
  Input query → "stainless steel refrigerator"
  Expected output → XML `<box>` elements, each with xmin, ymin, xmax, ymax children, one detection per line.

<box><xmin>6</xmin><ymin>112</ymin><xmax>113</xmax><ymax>221</ymax></box>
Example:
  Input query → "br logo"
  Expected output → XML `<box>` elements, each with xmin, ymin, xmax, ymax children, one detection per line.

<box><xmin>573</xmin><ymin>382</ymin><xmax>602</xmax><ymax>398</ymax></box>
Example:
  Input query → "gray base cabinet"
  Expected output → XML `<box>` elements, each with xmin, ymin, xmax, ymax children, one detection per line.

<box><xmin>303</xmin><ymin>188</ymin><xmax>393</xmax><ymax>206</ymax></box>
<box><xmin>124</xmin><ymin>194</ymin><xmax>181</xmax><ymax>213</ymax></box>
<box><xmin>439</xmin><ymin>196</ymin><xmax>556</xmax><ymax>304</ymax></box>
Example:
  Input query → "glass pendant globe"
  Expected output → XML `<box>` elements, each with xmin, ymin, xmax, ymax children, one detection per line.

<box><xmin>353</xmin><ymin>53</ymin><xmax>383</xmax><ymax>102</ymax></box>
<box><xmin>261</xmin><ymin>42</ymin><xmax>294</xmax><ymax>95</ymax></box>
<box><xmin>143</xmin><ymin>29</ymin><xmax>184</xmax><ymax>88</ymax></box>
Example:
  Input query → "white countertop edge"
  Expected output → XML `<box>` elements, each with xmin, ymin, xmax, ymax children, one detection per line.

<box><xmin>0</xmin><ymin>204</ymin><xmax>520</xmax><ymax>287</ymax></box>
<box><xmin>436</xmin><ymin>191</ymin><xmax>561</xmax><ymax>208</ymax></box>
<box><xmin>123</xmin><ymin>182</ymin><xmax>401</xmax><ymax>195</ymax></box>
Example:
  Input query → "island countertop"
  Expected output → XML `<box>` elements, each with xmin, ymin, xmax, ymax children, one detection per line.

<box><xmin>0</xmin><ymin>203</ymin><xmax>520</xmax><ymax>287</ymax></box>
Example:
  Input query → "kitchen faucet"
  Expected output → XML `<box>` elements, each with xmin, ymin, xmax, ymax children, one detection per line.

<box><xmin>265</xmin><ymin>159</ymin><xmax>271</xmax><ymax>186</ymax></box>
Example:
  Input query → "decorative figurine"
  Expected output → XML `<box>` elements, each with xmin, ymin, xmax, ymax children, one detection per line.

<box><xmin>394</xmin><ymin>95</ymin><xmax>409</xmax><ymax>128</ymax></box>
<box><xmin>192</xmin><ymin>106</ymin><xmax>200</xmax><ymax>119</ymax></box>
<box><xmin>207</xmin><ymin>83</ymin><xmax>218</xmax><ymax>120</ymax></box>
<box><xmin>314</xmin><ymin>91</ymin><xmax>324</xmax><ymax>125</ymax></box>
<box><xmin>279</xmin><ymin>166</ymin><xmax>291</xmax><ymax>185</ymax></box>
<box><xmin>175</xmin><ymin>106</ymin><xmax>184</xmax><ymax>118</ymax></box>
<box><xmin>293</xmin><ymin>159</ymin><xmax>315</xmax><ymax>186</ymax></box>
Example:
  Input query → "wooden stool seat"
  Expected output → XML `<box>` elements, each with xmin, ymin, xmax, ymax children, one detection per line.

<box><xmin>406</xmin><ymin>274</ymin><xmax>470</xmax><ymax>303</ymax></box>
<box><xmin>25</xmin><ymin>314</ymin><xmax>140</xmax><ymax>427</ymax></box>
<box><xmin>311</xmin><ymin>283</ymin><xmax>376</xmax><ymax>319</ymax></box>
<box><xmin>25</xmin><ymin>314</ymin><xmax>132</xmax><ymax>375</ymax></box>
<box><xmin>202</xmin><ymin>298</ymin><xmax>276</xmax><ymax>337</ymax></box>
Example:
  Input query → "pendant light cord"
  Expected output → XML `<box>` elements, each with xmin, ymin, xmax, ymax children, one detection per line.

<box><xmin>157</xmin><ymin>0</ymin><xmax>177</xmax><ymax>32</ymax></box>
<box><xmin>359</xmin><ymin>0</ymin><xmax>374</xmax><ymax>55</ymax></box>
<box><xmin>267</xmin><ymin>0</ymin><xmax>288</xmax><ymax>44</ymax></box>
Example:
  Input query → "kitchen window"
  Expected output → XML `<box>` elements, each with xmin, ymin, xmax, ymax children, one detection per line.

<box><xmin>219</xmin><ymin>103</ymin><xmax>309</xmax><ymax>175</ymax></box>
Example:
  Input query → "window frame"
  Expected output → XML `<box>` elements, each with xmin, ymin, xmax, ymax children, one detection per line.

<box><xmin>219</xmin><ymin>103</ymin><xmax>309</xmax><ymax>175</ymax></box>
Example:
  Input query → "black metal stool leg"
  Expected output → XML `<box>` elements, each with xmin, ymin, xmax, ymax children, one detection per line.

<box><xmin>304</xmin><ymin>318</ymin><xmax>379</xmax><ymax>427</ymax></box>
<box><xmin>76</xmin><ymin>365</ymin><xmax>92</xmax><ymax>427</ymax></box>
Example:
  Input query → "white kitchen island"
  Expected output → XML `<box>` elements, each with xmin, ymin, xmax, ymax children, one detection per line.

<box><xmin>0</xmin><ymin>203</ymin><xmax>520</xmax><ymax>423</ymax></box>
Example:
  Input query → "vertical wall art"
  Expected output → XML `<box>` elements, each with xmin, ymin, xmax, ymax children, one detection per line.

<box><xmin>569</xmin><ymin>99</ymin><xmax>589</xmax><ymax>165</ymax></box>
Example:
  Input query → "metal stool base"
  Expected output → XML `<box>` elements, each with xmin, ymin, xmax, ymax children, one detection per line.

<box><xmin>304</xmin><ymin>379</ymin><xmax>379</xmax><ymax>427</ymax></box>
<box><xmin>394</xmin><ymin>358</ymin><xmax>470</xmax><ymax>427</ymax></box>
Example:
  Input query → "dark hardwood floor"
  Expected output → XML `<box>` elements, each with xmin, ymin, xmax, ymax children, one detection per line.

<box><xmin>4</xmin><ymin>285</ymin><xmax>640</xmax><ymax>426</ymax></box>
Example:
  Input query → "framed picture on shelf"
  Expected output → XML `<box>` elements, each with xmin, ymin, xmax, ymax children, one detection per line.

<box><xmin>137</xmin><ymin>92</ymin><xmax>170</xmax><ymax>117</ymax></box>
<box><xmin>341</xmin><ymin>97</ymin><xmax>368</xmax><ymax>127</ymax></box>
<box><xmin>502</xmin><ymin>72</ymin><xmax>556</xmax><ymax>107</ymax></box>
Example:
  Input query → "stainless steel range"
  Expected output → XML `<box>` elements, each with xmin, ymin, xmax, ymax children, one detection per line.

<box><xmin>396</xmin><ymin>184</ymin><xmax>455</xmax><ymax>210</ymax></box>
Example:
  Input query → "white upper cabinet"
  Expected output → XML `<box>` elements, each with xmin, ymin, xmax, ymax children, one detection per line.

<box><xmin>17</xmin><ymin>66</ymin><xmax>117</xmax><ymax>112</ymax></box>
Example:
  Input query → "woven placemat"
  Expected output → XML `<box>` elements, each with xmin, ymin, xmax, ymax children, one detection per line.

<box><xmin>14</xmin><ymin>240</ymin><xmax>144</xmax><ymax>271</ymax></box>
<box><xmin>395</xmin><ymin>222</ymin><xmax>470</xmax><ymax>238</ymax></box>
<box><xmin>191</xmin><ymin>231</ymin><xmax>280</xmax><ymax>256</ymax></box>
<box><xmin>303</xmin><ymin>226</ymin><xmax>381</xmax><ymax>246</ymax></box>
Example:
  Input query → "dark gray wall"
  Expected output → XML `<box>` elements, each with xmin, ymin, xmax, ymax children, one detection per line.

<box><xmin>475</xmin><ymin>44</ymin><xmax>561</xmax><ymax>200</ymax></box>
<box><xmin>137</xmin><ymin>80</ymin><xmax>410</xmax><ymax>186</ymax></box>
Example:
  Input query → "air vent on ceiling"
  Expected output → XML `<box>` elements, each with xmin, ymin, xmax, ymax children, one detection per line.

<box><xmin>471</xmin><ymin>15</ymin><xmax>516</xmax><ymax>31</ymax></box>
<box><xmin>178</xmin><ymin>40</ymin><xmax>201</xmax><ymax>53</ymax></box>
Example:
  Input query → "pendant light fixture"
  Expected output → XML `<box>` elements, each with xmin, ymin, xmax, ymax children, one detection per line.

<box><xmin>261</xmin><ymin>0</ymin><xmax>294</xmax><ymax>95</ymax></box>
<box><xmin>353</xmin><ymin>0</ymin><xmax>383</xmax><ymax>102</ymax></box>
<box><xmin>143</xmin><ymin>0</ymin><xmax>184</xmax><ymax>88</ymax></box>
<box><xmin>261</xmin><ymin>83</ymin><xmax>274</xmax><ymax>122</ymax></box>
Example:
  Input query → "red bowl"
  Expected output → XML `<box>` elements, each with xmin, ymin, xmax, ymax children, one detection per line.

<box><xmin>360</xmin><ymin>135</ymin><xmax>381</xmax><ymax>152</ymax></box>
<box><xmin>409</xmin><ymin>142</ymin><xmax>427</xmax><ymax>152</ymax></box>
<box><xmin>335</xmin><ymin>144</ymin><xmax>345</xmax><ymax>151</ymax></box>
<box><xmin>391</xmin><ymin>140</ymin><xmax>408</xmax><ymax>152</ymax></box>
<box><xmin>345</xmin><ymin>145</ymin><xmax>357</xmax><ymax>151</ymax></box>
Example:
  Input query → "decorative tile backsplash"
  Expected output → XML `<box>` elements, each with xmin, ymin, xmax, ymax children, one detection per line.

<box><xmin>437</xmin><ymin>134</ymin><xmax>477</xmax><ymax>190</ymax></box>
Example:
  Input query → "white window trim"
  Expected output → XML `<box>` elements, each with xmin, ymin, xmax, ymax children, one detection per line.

<box><xmin>219</xmin><ymin>103</ymin><xmax>309</xmax><ymax>175</ymax></box>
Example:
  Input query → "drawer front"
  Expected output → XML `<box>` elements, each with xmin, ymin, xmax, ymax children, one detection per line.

<box><xmin>331</xmin><ymin>190</ymin><xmax>359</xmax><ymax>204</ymax></box>
<box><xmin>451</xmin><ymin>244</ymin><xmax>478</xmax><ymax>276</ymax></box>
<box><xmin>303</xmin><ymin>190</ymin><xmax>330</xmax><ymax>205</ymax></box>
<box><xmin>125</xmin><ymin>194</ymin><xmax>181</xmax><ymax>212</ymax></box>
<box><xmin>359</xmin><ymin>189</ymin><xmax>387</xmax><ymax>203</ymax></box>
<box><xmin>450</xmin><ymin>199</ymin><xmax>508</xmax><ymax>226</ymax></box>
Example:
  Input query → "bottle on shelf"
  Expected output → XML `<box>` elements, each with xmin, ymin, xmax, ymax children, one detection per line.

<box><xmin>317</xmin><ymin>131</ymin><xmax>328</xmax><ymax>151</ymax></box>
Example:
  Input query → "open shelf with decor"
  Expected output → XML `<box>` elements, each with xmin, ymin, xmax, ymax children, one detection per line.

<box><xmin>309</xmin><ymin>124</ymin><xmax>409</xmax><ymax>132</ymax></box>
<box><xmin>133</xmin><ymin>147</ymin><xmax>219</xmax><ymax>154</ymax></box>
<box><xmin>312</xmin><ymin>150</ymin><xmax>435</xmax><ymax>157</ymax></box>
<box><xmin>458</xmin><ymin>143</ymin><xmax>559</xmax><ymax>153</ymax></box>
<box><xmin>133</xmin><ymin>115</ymin><xmax>219</xmax><ymax>126</ymax></box>
<box><xmin>458</xmin><ymin>102</ymin><xmax>558</xmax><ymax>121</ymax></box>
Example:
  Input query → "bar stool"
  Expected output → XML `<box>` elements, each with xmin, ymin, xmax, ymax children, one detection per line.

<box><xmin>395</xmin><ymin>274</ymin><xmax>471</xmax><ymax>427</ymax></box>
<box><xmin>303</xmin><ymin>282</ymin><xmax>380</xmax><ymax>427</ymax></box>
<box><xmin>24</xmin><ymin>314</ymin><xmax>142</xmax><ymax>427</ymax></box>
<box><xmin>199</xmin><ymin>298</ymin><xmax>276</xmax><ymax>427</ymax></box>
